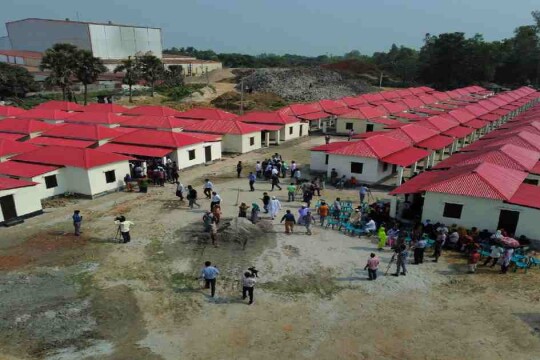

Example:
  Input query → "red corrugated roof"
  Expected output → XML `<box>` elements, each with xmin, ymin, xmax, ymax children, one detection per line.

<box><xmin>429</xmin><ymin>103</ymin><xmax>456</xmax><ymax>111</ymax></box>
<box><xmin>531</xmin><ymin>161</ymin><xmax>540</xmax><ymax>175</ymax></box>
<box><xmin>409</xmin><ymin>87</ymin><xmax>426</xmax><ymax>95</ymax></box>
<box><xmin>463</xmin><ymin>131</ymin><xmax>540</xmax><ymax>152</ymax></box>
<box><xmin>98</xmin><ymin>143</ymin><xmax>172</xmax><ymax>158</ymax></box>
<box><xmin>184</xmin><ymin>119</ymin><xmax>262</xmax><ymax>135</ymax></box>
<box><xmin>362</xmin><ymin>93</ymin><xmax>386</xmax><ymax>103</ymax></box>
<box><xmin>390</xmin><ymin>171</ymin><xmax>441</xmax><ymax>195</ymax></box>
<box><xmin>396</xmin><ymin>98</ymin><xmax>424</xmax><ymax>109</ymax></box>
<box><xmin>328</xmin><ymin>134</ymin><xmax>410</xmax><ymax>158</ymax></box>
<box><xmin>183</xmin><ymin>133</ymin><xmax>222</xmax><ymax>142</ymax></box>
<box><xmin>431</xmin><ymin>92</ymin><xmax>451</xmax><ymax>101</ymax></box>
<box><xmin>26</xmin><ymin>137</ymin><xmax>94</xmax><ymax>148</ymax></box>
<box><xmin>463</xmin><ymin>104</ymin><xmax>489</xmax><ymax>117</ymax></box>
<box><xmin>393</xmin><ymin>112</ymin><xmax>426</xmax><ymax>122</ymax></box>
<box><xmin>344</xmin><ymin>106</ymin><xmax>385</xmax><ymax>119</ymax></box>
<box><xmin>464</xmin><ymin>119</ymin><xmax>489</xmax><ymax>129</ymax></box>
<box><xmin>478</xmin><ymin>113</ymin><xmax>501</xmax><ymax>122</ymax></box>
<box><xmin>443</xmin><ymin>126</ymin><xmax>475</xmax><ymax>138</ymax></box>
<box><xmin>381</xmin><ymin>91</ymin><xmax>401</xmax><ymax>100</ymax></box>
<box><xmin>396</xmin><ymin>89</ymin><xmax>414</xmax><ymax>97</ymax></box>
<box><xmin>0</xmin><ymin>177</ymin><xmax>38</xmax><ymax>191</ymax></box>
<box><xmin>386</xmin><ymin>124</ymin><xmax>439</xmax><ymax>144</ymax></box>
<box><xmin>381</xmin><ymin>147</ymin><xmax>431</xmax><ymax>167</ymax></box>
<box><xmin>416</xmin><ymin>135</ymin><xmax>455</xmax><ymax>150</ymax></box>
<box><xmin>446</xmin><ymin>109</ymin><xmax>476</xmax><ymax>124</ymax></box>
<box><xmin>177</xmin><ymin>108</ymin><xmax>237</xmax><ymax>120</ymax></box>
<box><xmin>318</xmin><ymin>99</ymin><xmax>348</xmax><ymax>111</ymax></box>
<box><xmin>415</xmin><ymin>116</ymin><xmax>459</xmax><ymax>132</ymax></box>
<box><xmin>376</xmin><ymin>102</ymin><xmax>408</xmax><ymax>115</ymax></box>
<box><xmin>340</xmin><ymin>96</ymin><xmax>367</xmax><ymax>107</ymax></box>
<box><xmin>0</xmin><ymin>139</ymin><xmax>39</xmax><ymax>157</ymax></box>
<box><xmin>112</xmin><ymin>129</ymin><xmax>206</xmax><ymax>149</ymax></box>
<box><xmin>0</xmin><ymin>106</ymin><xmax>26</xmax><ymax>117</ymax></box>
<box><xmin>12</xmin><ymin>146</ymin><xmax>133</xmax><ymax>169</ymax></box>
<box><xmin>119</xmin><ymin>115</ymin><xmax>198</xmax><ymax>129</ymax></box>
<box><xmin>310</xmin><ymin>141</ymin><xmax>351</xmax><ymax>152</ymax></box>
<box><xmin>36</xmin><ymin>100</ymin><xmax>84</xmax><ymax>111</ymax></box>
<box><xmin>64</xmin><ymin>112</ymin><xmax>132</xmax><ymax>125</ymax></box>
<box><xmin>417</xmin><ymin>94</ymin><xmax>438</xmax><ymax>104</ymax></box>
<box><xmin>0</xmin><ymin>161</ymin><xmax>59</xmax><ymax>177</ymax></box>
<box><xmin>82</xmin><ymin>103</ymin><xmax>129</xmax><ymax>113</ymax></box>
<box><xmin>0</xmin><ymin>118</ymin><xmax>57</xmax><ymax>134</ymax></box>
<box><xmin>0</xmin><ymin>132</ymin><xmax>25</xmax><ymax>141</ymax></box>
<box><xmin>508</xmin><ymin>184</ymin><xmax>540</xmax><ymax>209</ymax></box>
<box><xmin>412</xmin><ymin>107</ymin><xmax>444</xmax><ymax>116</ymax></box>
<box><xmin>19</xmin><ymin>109</ymin><xmax>71</xmax><ymax>120</ymax></box>
<box><xmin>236</xmin><ymin>112</ymin><xmax>299</xmax><ymax>125</ymax></box>
<box><xmin>476</xmin><ymin>100</ymin><xmax>499</xmax><ymax>112</ymax></box>
<box><xmin>41</xmin><ymin>124</ymin><xmax>122</xmax><ymax>141</ymax></box>
<box><xmin>123</xmin><ymin>106</ymin><xmax>183</xmax><ymax>117</ymax></box>
<box><xmin>297</xmin><ymin>111</ymin><xmax>330</xmax><ymax>121</ymax></box>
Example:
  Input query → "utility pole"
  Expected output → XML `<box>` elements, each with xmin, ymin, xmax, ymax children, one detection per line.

<box><xmin>240</xmin><ymin>78</ymin><xmax>244</xmax><ymax>115</ymax></box>
<box><xmin>379</xmin><ymin>72</ymin><xmax>383</xmax><ymax>89</ymax></box>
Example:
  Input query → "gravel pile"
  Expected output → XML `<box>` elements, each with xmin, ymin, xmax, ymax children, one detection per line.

<box><xmin>237</xmin><ymin>68</ymin><xmax>373</xmax><ymax>102</ymax></box>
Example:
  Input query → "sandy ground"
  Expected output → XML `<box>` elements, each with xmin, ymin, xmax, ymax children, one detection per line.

<box><xmin>1</xmin><ymin>136</ymin><xmax>540</xmax><ymax>360</ymax></box>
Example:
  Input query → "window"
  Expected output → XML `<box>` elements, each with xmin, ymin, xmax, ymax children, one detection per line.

<box><xmin>325</xmin><ymin>154</ymin><xmax>329</xmax><ymax>165</ymax></box>
<box><xmin>249</xmin><ymin>137</ymin><xmax>255</xmax><ymax>146</ymax></box>
<box><xmin>443</xmin><ymin>203</ymin><xmax>463</xmax><ymax>219</ymax></box>
<box><xmin>366</xmin><ymin>124</ymin><xmax>375</xmax><ymax>132</ymax></box>
<box><xmin>524</xmin><ymin>178</ymin><xmax>539</xmax><ymax>186</ymax></box>
<box><xmin>350</xmin><ymin>162</ymin><xmax>364</xmax><ymax>174</ymax></box>
<box><xmin>105</xmin><ymin>170</ymin><xmax>116</xmax><ymax>184</ymax></box>
<box><xmin>382</xmin><ymin>162</ymin><xmax>389</xmax><ymax>172</ymax></box>
<box><xmin>188</xmin><ymin>149</ymin><xmax>196</xmax><ymax>160</ymax></box>
<box><xmin>345</xmin><ymin>122</ymin><xmax>354</xmax><ymax>130</ymax></box>
<box><xmin>289</xmin><ymin>127</ymin><xmax>293</xmax><ymax>135</ymax></box>
<box><xmin>44</xmin><ymin>175</ymin><xmax>58</xmax><ymax>189</ymax></box>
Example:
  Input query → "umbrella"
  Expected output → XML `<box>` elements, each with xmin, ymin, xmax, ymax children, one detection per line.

<box><xmin>498</xmin><ymin>237</ymin><xmax>520</xmax><ymax>248</ymax></box>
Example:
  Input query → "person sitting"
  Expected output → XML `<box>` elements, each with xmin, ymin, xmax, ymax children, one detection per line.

<box><xmin>349</xmin><ymin>176</ymin><xmax>358</xmax><ymax>188</ymax></box>
<box><xmin>365</xmin><ymin>217</ymin><xmax>376</xmax><ymax>235</ymax></box>
<box><xmin>124</xmin><ymin>174</ymin><xmax>133</xmax><ymax>192</ymax></box>
<box><xmin>348</xmin><ymin>209</ymin><xmax>362</xmax><ymax>227</ymax></box>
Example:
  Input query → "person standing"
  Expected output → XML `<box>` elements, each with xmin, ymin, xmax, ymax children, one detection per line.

<box><xmin>469</xmin><ymin>249</ymin><xmax>481</xmax><ymax>273</ymax></box>
<box><xmin>287</xmin><ymin>183</ymin><xmax>296</xmax><ymax>202</ymax></box>
<box><xmin>114</xmin><ymin>216</ymin><xmax>134</xmax><ymax>243</ymax></box>
<box><xmin>393</xmin><ymin>244</ymin><xmax>409</xmax><ymax>276</ymax></box>
<box><xmin>248</xmin><ymin>172</ymin><xmax>256</xmax><ymax>192</ymax></box>
<box><xmin>261</xmin><ymin>192</ymin><xmax>270</xmax><ymax>213</ymax></box>
<box><xmin>201</xmin><ymin>261</ymin><xmax>219</xmax><ymax>297</ymax></box>
<box><xmin>500</xmin><ymin>247</ymin><xmax>514</xmax><ymax>274</ymax></box>
<box><xmin>250</xmin><ymin>203</ymin><xmax>260</xmax><ymax>224</ymax></box>
<box><xmin>242</xmin><ymin>272</ymin><xmax>256</xmax><ymax>305</ymax></box>
<box><xmin>238</xmin><ymin>203</ymin><xmax>249</xmax><ymax>218</ymax></box>
<box><xmin>203</xmin><ymin>179</ymin><xmax>214</xmax><ymax>199</ymax></box>
<box><xmin>364</xmin><ymin>253</ymin><xmax>380</xmax><ymax>280</ymax></box>
<box><xmin>483</xmin><ymin>244</ymin><xmax>503</xmax><ymax>267</ymax></box>
<box><xmin>377</xmin><ymin>224</ymin><xmax>387</xmax><ymax>251</ymax></box>
<box><xmin>303</xmin><ymin>188</ymin><xmax>313</xmax><ymax>208</ymax></box>
<box><xmin>281</xmin><ymin>161</ymin><xmax>288</xmax><ymax>178</ymax></box>
<box><xmin>348</xmin><ymin>129</ymin><xmax>354</xmax><ymax>141</ymax></box>
<box><xmin>255</xmin><ymin>161</ymin><xmax>262</xmax><ymax>178</ymax></box>
<box><xmin>138</xmin><ymin>177</ymin><xmax>148</xmax><ymax>193</ymax></box>
<box><xmin>72</xmin><ymin>210</ymin><xmax>82</xmax><ymax>236</ymax></box>
<box><xmin>269</xmin><ymin>196</ymin><xmax>282</xmax><ymax>220</ymax></box>
<box><xmin>293</xmin><ymin>168</ymin><xmax>302</xmax><ymax>185</ymax></box>
<box><xmin>413</xmin><ymin>236</ymin><xmax>427</xmax><ymax>264</ymax></box>
<box><xmin>317</xmin><ymin>201</ymin><xmax>329</xmax><ymax>226</ymax></box>
<box><xmin>297</xmin><ymin>205</ymin><xmax>309</xmax><ymax>225</ymax></box>
<box><xmin>236</xmin><ymin>161</ymin><xmax>243</xmax><ymax>178</ymax></box>
<box><xmin>303</xmin><ymin>211</ymin><xmax>315</xmax><ymax>235</ymax></box>
<box><xmin>290</xmin><ymin>161</ymin><xmax>297</xmax><ymax>178</ymax></box>
<box><xmin>212</xmin><ymin>204</ymin><xmax>222</xmax><ymax>225</ymax></box>
<box><xmin>432</xmin><ymin>231</ymin><xmax>446</xmax><ymax>263</ymax></box>
<box><xmin>271</xmin><ymin>174</ymin><xmax>282</xmax><ymax>191</ymax></box>
<box><xmin>332</xmin><ymin>198</ymin><xmax>342</xmax><ymax>219</ymax></box>
<box><xmin>187</xmin><ymin>185</ymin><xmax>201</xmax><ymax>209</ymax></box>
<box><xmin>280</xmin><ymin>210</ymin><xmax>296</xmax><ymax>234</ymax></box>
<box><xmin>210</xmin><ymin>191</ymin><xmax>222</xmax><ymax>211</ymax></box>
<box><xmin>175</xmin><ymin>181</ymin><xmax>185</xmax><ymax>201</ymax></box>
<box><xmin>325</xmin><ymin>134</ymin><xmax>331</xmax><ymax>144</ymax></box>
<box><xmin>359</xmin><ymin>184</ymin><xmax>369</xmax><ymax>203</ymax></box>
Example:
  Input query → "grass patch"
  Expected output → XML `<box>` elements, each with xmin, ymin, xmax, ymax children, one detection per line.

<box><xmin>260</xmin><ymin>268</ymin><xmax>345</xmax><ymax>299</ymax></box>
<box><xmin>169</xmin><ymin>272</ymin><xmax>200</xmax><ymax>292</ymax></box>
<box><xmin>67</xmin><ymin>270</ymin><xmax>96</xmax><ymax>298</ymax></box>
<box><xmin>145</xmin><ymin>238</ymin><xmax>169</xmax><ymax>262</ymax></box>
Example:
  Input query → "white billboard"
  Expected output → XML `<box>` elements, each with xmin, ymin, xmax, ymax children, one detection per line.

<box><xmin>89</xmin><ymin>24</ymin><xmax>162</xmax><ymax>59</ymax></box>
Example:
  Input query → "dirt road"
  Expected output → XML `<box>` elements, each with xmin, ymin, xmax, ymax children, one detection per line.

<box><xmin>1</xmin><ymin>136</ymin><xmax>539</xmax><ymax>360</ymax></box>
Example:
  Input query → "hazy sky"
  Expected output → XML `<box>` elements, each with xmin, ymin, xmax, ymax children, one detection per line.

<box><xmin>1</xmin><ymin>0</ymin><xmax>538</xmax><ymax>56</ymax></box>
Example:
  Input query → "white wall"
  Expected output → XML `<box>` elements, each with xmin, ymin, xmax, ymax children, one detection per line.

<box><xmin>88</xmin><ymin>24</ymin><xmax>162</xmax><ymax>59</ymax></box>
<box><xmin>280</xmin><ymin>122</ymin><xmax>303</xmax><ymax>141</ymax></box>
<box><xmin>61</xmin><ymin>161</ymin><xmax>130</xmax><ymax>197</ymax></box>
<box><xmin>30</xmin><ymin>169</ymin><xmax>67</xmax><ymax>199</ymax></box>
<box><xmin>326</xmin><ymin>154</ymin><xmax>393</xmax><ymax>183</ymax></box>
<box><xmin>335</xmin><ymin>118</ymin><xmax>386</xmax><ymax>135</ymax></box>
<box><xmin>222</xmin><ymin>133</ymin><xmax>261</xmax><ymax>153</ymax></box>
<box><xmin>310</xmin><ymin>151</ymin><xmax>328</xmax><ymax>172</ymax></box>
<box><xmin>422</xmin><ymin>192</ymin><xmax>540</xmax><ymax>240</ymax></box>
<box><xmin>172</xmin><ymin>141</ymin><xmax>222</xmax><ymax>169</ymax></box>
<box><xmin>0</xmin><ymin>185</ymin><xmax>42</xmax><ymax>223</ymax></box>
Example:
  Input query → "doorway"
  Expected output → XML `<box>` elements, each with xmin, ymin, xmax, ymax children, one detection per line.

<box><xmin>299</xmin><ymin>125</ymin><xmax>303</xmax><ymax>137</ymax></box>
<box><xmin>497</xmin><ymin>210</ymin><xmax>520</xmax><ymax>235</ymax></box>
<box><xmin>0</xmin><ymin>195</ymin><xmax>17</xmax><ymax>221</ymax></box>
<box><xmin>204</xmin><ymin>146</ymin><xmax>212</xmax><ymax>163</ymax></box>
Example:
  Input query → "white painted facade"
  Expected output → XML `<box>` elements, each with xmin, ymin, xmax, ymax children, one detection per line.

<box><xmin>310</xmin><ymin>151</ymin><xmax>329</xmax><ymax>172</ymax></box>
<box><xmin>0</xmin><ymin>168</ymin><xmax>67</xmax><ymax>199</ymax></box>
<box><xmin>221</xmin><ymin>133</ymin><xmax>262</xmax><ymax>153</ymax></box>
<box><xmin>280</xmin><ymin>122</ymin><xmax>308</xmax><ymax>141</ymax></box>
<box><xmin>0</xmin><ymin>185</ymin><xmax>42</xmax><ymax>223</ymax></box>
<box><xmin>421</xmin><ymin>192</ymin><xmax>540</xmax><ymax>240</ymax></box>
<box><xmin>335</xmin><ymin>118</ymin><xmax>386</xmax><ymax>135</ymax></box>
<box><xmin>326</xmin><ymin>154</ymin><xmax>393</xmax><ymax>183</ymax></box>
<box><xmin>61</xmin><ymin>161</ymin><xmax>131</xmax><ymax>198</ymax></box>
<box><xmin>172</xmin><ymin>141</ymin><xmax>222</xmax><ymax>169</ymax></box>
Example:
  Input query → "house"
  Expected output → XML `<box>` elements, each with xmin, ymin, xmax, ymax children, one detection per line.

<box><xmin>63</xmin><ymin>112</ymin><xmax>132</xmax><ymax>128</ymax></box>
<box><xmin>39</xmin><ymin>123</ymin><xmax>123</xmax><ymax>146</ymax></box>
<box><xmin>280</xmin><ymin>103</ymin><xmax>329</xmax><ymax>130</ymax></box>
<box><xmin>0</xmin><ymin>118</ymin><xmax>58</xmax><ymax>139</ymax></box>
<box><xmin>119</xmin><ymin>116</ymin><xmax>198</xmax><ymax>132</ymax></box>
<box><xmin>0</xmin><ymin>177</ymin><xmax>42</xmax><ymax>225</ymax></box>
<box><xmin>11</xmin><ymin>146</ymin><xmax>133</xmax><ymax>198</ymax></box>
<box><xmin>0</xmin><ymin>161</ymin><xmax>65</xmax><ymax>199</ymax></box>
<box><xmin>106</xmin><ymin>129</ymin><xmax>222</xmax><ymax>168</ymax></box>
<box><xmin>235</xmin><ymin>111</ymin><xmax>308</xmax><ymax>143</ymax></box>
<box><xmin>0</xmin><ymin>139</ymin><xmax>39</xmax><ymax>161</ymax></box>
<box><xmin>335</xmin><ymin>106</ymin><xmax>393</xmax><ymax>134</ymax></box>
<box><xmin>183</xmin><ymin>119</ymin><xmax>262</xmax><ymax>153</ymax></box>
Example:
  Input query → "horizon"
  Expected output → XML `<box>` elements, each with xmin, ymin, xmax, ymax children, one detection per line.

<box><xmin>0</xmin><ymin>0</ymin><xmax>538</xmax><ymax>57</ymax></box>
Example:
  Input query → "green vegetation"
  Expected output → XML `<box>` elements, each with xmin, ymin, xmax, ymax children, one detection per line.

<box><xmin>157</xmin><ymin>83</ymin><xmax>206</xmax><ymax>102</ymax></box>
<box><xmin>0</xmin><ymin>62</ymin><xmax>37</xmax><ymax>99</ymax></box>
<box><xmin>75</xmin><ymin>50</ymin><xmax>107</xmax><ymax>105</ymax></box>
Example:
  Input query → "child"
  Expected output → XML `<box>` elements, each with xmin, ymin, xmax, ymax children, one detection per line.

<box><xmin>242</xmin><ymin>271</ymin><xmax>256</xmax><ymax>305</ymax></box>
<box><xmin>468</xmin><ymin>249</ymin><xmax>480</xmax><ymax>273</ymax></box>
<box><xmin>238</xmin><ymin>203</ymin><xmax>249</xmax><ymax>218</ymax></box>
<box><xmin>364</xmin><ymin>253</ymin><xmax>380</xmax><ymax>280</ymax></box>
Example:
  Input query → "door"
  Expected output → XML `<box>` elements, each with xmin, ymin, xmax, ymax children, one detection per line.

<box><xmin>299</xmin><ymin>125</ymin><xmax>303</xmax><ymax>137</ymax></box>
<box><xmin>497</xmin><ymin>210</ymin><xmax>520</xmax><ymax>235</ymax></box>
<box><xmin>204</xmin><ymin>146</ymin><xmax>212</xmax><ymax>162</ymax></box>
<box><xmin>0</xmin><ymin>195</ymin><xmax>17</xmax><ymax>221</ymax></box>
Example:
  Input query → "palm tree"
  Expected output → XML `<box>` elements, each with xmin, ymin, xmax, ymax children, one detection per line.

<box><xmin>114</xmin><ymin>56</ymin><xmax>138</xmax><ymax>103</ymax></box>
<box><xmin>136</xmin><ymin>54</ymin><xmax>164</xmax><ymax>97</ymax></box>
<box><xmin>76</xmin><ymin>50</ymin><xmax>106</xmax><ymax>105</ymax></box>
<box><xmin>40</xmin><ymin>43</ymin><xmax>79</xmax><ymax>100</ymax></box>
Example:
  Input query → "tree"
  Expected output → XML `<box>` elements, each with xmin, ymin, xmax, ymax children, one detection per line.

<box><xmin>136</xmin><ymin>54</ymin><xmax>164</xmax><ymax>97</ymax></box>
<box><xmin>163</xmin><ymin>65</ymin><xmax>184</xmax><ymax>87</ymax></box>
<box><xmin>0</xmin><ymin>63</ymin><xmax>37</xmax><ymax>99</ymax></box>
<box><xmin>75</xmin><ymin>50</ymin><xmax>106</xmax><ymax>105</ymax></box>
<box><xmin>114</xmin><ymin>57</ymin><xmax>138</xmax><ymax>103</ymax></box>
<box><xmin>40</xmin><ymin>43</ymin><xmax>79</xmax><ymax>100</ymax></box>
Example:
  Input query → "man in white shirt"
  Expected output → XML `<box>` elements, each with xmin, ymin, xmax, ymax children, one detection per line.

<box><xmin>242</xmin><ymin>271</ymin><xmax>256</xmax><ymax>305</ymax></box>
<box><xmin>114</xmin><ymin>216</ymin><xmax>134</xmax><ymax>243</ymax></box>
<box><xmin>210</xmin><ymin>192</ymin><xmax>222</xmax><ymax>211</ymax></box>
<box><xmin>203</xmin><ymin>179</ymin><xmax>214</xmax><ymax>199</ymax></box>
<box><xmin>255</xmin><ymin>161</ymin><xmax>262</xmax><ymax>178</ymax></box>
<box><xmin>483</xmin><ymin>244</ymin><xmax>503</xmax><ymax>267</ymax></box>
<box><xmin>365</xmin><ymin>218</ymin><xmax>376</xmax><ymax>234</ymax></box>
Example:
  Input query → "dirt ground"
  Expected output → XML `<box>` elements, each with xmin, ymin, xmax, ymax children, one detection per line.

<box><xmin>1</xmin><ymin>136</ymin><xmax>540</xmax><ymax>360</ymax></box>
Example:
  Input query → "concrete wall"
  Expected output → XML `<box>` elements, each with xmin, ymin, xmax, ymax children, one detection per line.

<box><xmin>173</xmin><ymin>141</ymin><xmax>222</xmax><ymax>169</ymax></box>
<box><xmin>326</xmin><ymin>154</ymin><xmax>392</xmax><ymax>183</ymax></box>
<box><xmin>164</xmin><ymin>62</ymin><xmax>222</xmax><ymax>76</ymax></box>
<box><xmin>335</xmin><ymin>118</ymin><xmax>386</xmax><ymax>135</ymax></box>
<box><xmin>61</xmin><ymin>161</ymin><xmax>130</xmax><ymax>197</ymax></box>
<box><xmin>30</xmin><ymin>169</ymin><xmax>67</xmax><ymax>199</ymax></box>
<box><xmin>0</xmin><ymin>185</ymin><xmax>42</xmax><ymax>223</ymax></box>
<box><xmin>422</xmin><ymin>192</ymin><xmax>540</xmax><ymax>240</ymax></box>
<box><xmin>310</xmin><ymin>151</ymin><xmax>328</xmax><ymax>172</ymax></box>
<box><xmin>222</xmin><ymin>133</ymin><xmax>261</xmax><ymax>153</ymax></box>
<box><xmin>88</xmin><ymin>24</ymin><xmax>162</xmax><ymax>60</ymax></box>
<box><xmin>280</xmin><ymin>122</ymin><xmax>303</xmax><ymax>141</ymax></box>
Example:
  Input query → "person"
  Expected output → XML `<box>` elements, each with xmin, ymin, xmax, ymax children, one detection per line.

<box><xmin>297</xmin><ymin>205</ymin><xmax>308</xmax><ymax>225</ymax></box>
<box><xmin>293</xmin><ymin>168</ymin><xmax>302</xmax><ymax>185</ymax></box>
<box><xmin>203</xmin><ymin>179</ymin><xmax>213</xmax><ymax>199</ymax></box>
<box><xmin>238</xmin><ymin>203</ymin><xmax>250</xmax><ymax>218</ymax></box>
<box><xmin>348</xmin><ymin>128</ymin><xmax>354</xmax><ymax>141</ymax></box>
<box><xmin>317</xmin><ymin>201</ymin><xmax>329</xmax><ymax>226</ymax></box>
<box><xmin>250</xmin><ymin>203</ymin><xmax>260</xmax><ymax>224</ymax></box>
<box><xmin>157</xmin><ymin>166</ymin><xmax>165</xmax><ymax>186</ymax></box>
<box><xmin>124</xmin><ymin>174</ymin><xmax>133</xmax><ymax>192</ymax></box>
<box><xmin>269</xmin><ymin>196</ymin><xmax>282</xmax><ymax>220</ymax></box>
<box><xmin>212</xmin><ymin>204</ymin><xmax>222</xmax><ymax>225</ymax></box>
<box><xmin>393</xmin><ymin>244</ymin><xmax>408</xmax><ymax>276</ymax></box>
<box><xmin>290</xmin><ymin>161</ymin><xmax>297</xmax><ymax>178</ymax></box>
<box><xmin>203</xmin><ymin>211</ymin><xmax>215</xmax><ymax>232</ymax></box>
<box><xmin>336</xmin><ymin>175</ymin><xmax>346</xmax><ymax>189</ymax></box>
<box><xmin>377</xmin><ymin>224</ymin><xmax>387</xmax><ymax>251</ymax></box>
<box><xmin>242</xmin><ymin>271</ymin><xmax>256</xmax><ymax>305</ymax></box>
<box><xmin>255</xmin><ymin>161</ymin><xmax>262</xmax><ymax>178</ymax></box>
<box><xmin>303</xmin><ymin>188</ymin><xmax>313</xmax><ymax>208</ymax></box>
<box><xmin>413</xmin><ymin>235</ymin><xmax>427</xmax><ymax>264</ymax></box>
<box><xmin>271</xmin><ymin>166</ymin><xmax>279</xmax><ymax>177</ymax></box>
<box><xmin>171</xmin><ymin>165</ymin><xmax>179</xmax><ymax>184</ymax></box>
<box><xmin>330</xmin><ymin>168</ymin><xmax>338</xmax><ymax>185</ymax></box>
<box><xmin>187</xmin><ymin>185</ymin><xmax>201</xmax><ymax>209</ymax></box>
<box><xmin>325</xmin><ymin>134</ymin><xmax>331</xmax><ymax>144</ymax></box>
<box><xmin>201</xmin><ymin>261</ymin><xmax>219</xmax><ymax>297</ymax></box>
<box><xmin>210</xmin><ymin>216</ymin><xmax>218</xmax><ymax>247</ymax></box>
<box><xmin>469</xmin><ymin>249</ymin><xmax>481</xmax><ymax>273</ymax></box>
<box><xmin>303</xmin><ymin>211</ymin><xmax>315</xmax><ymax>235</ymax></box>
<box><xmin>312</xmin><ymin>178</ymin><xmax>321</xmax><ymax>196</ymax></box>
<box><xmin>210</xmin><ymin>191</ymin><xmax>222</xmax><ymax>211</ymax></box>
<box><xmin>364</xmin><ymin>253</ymin><xmax>380</xmax><ymax>280</ymax></box>
<box><xmin>115</xmin><ymin>216</ymin><xmax>134</xmax><ymax>243</ymax></box>
<box><xmin>175</xmin><ymin>181</ymin><xmax>185</xmax><ymax>201</ymax></box>
<box><xmin>280</xmin><ymin>210</ymin><xmax>296</xmax><ymax>234</ymax></box>
<box><xmin>365</xmin><ymin>217</ymin><xmax>376</xmax><ymax>235</ymax></box>
<box><xmin>432</xmin><ymin>231</ymin><xmax>445</xmax><ymax>262</ymax></box>
<box><xmin>359</xmin><ymin>184</ymin><xmax>368</xmax><ymax>203</ymax></box>
<box><xmin>287</xmin><ymin>183</ymin><xmax>296</xmax><ymax>202</ymax></box>
<box><xmin>349</xmin><ymin>209</ymin><xmax>362</xmax><ymax>227</ymax></box>
<box><xmin>500</xmin><ymin>247</ymin><xmax>514</xmax><ymax>274</ymax></box>
<box><xmin>236</xmin><ymin>161</ymin><xmax>243</xmax><ymax>178</ymax></box>
<box><xmin>270</xmin><ymin>174</ymin><xmax>282</xmax><ymax>191</ymax></box>
<box><xmin>138</xmin><ymin>177</ymin><xmax>148</xmax><ymax>193</ymax></box>
<box><xmin>261</xmin><ymin>192</ymin><xmax>270</xmax><ymax>213</ymax></box>
<box><xmin>134</xmin><ymin>163</ymin><xmax>144</xmax><ymax>179</ymax></box>
<box><xmin>387</xmin><ymin>225</ymin><xmax>400</xmax><ymax>248</ymax></box>
<box><xmin>72</xmin><ymin>210</ymin><xmax>82</xmax><ymax>236</ymax></box>
<box><xmin>332</xmin><ymin>198</ymin><xmax>341</xmax><ymax>218</ymax></box>
<box><xmin>483</xmin><ymin>244</ymin><xmax>503</xmax><ymax>267</ymax></box>
<box><xmin>281</xmin><ymin>161</ymin><xmax>288</xmax><ymax>178</ymax></box>
<box><xmin>248</xmin><ymin>172</ymin><xmax>256</xmax><ymax>192</ymax></box>
<box><xmin>448</xmin><ymin>230</ymin><xmax>460</xmax><ymax>249</ymax></box>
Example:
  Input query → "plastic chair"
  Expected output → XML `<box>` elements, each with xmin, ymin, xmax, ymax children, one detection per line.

<box><xmin>513</xmin><ymin>259</ymin><xmax>530</xmax><ymax>273</ymax></box>
<box><xmin>529</xmin><ymin>257</ymin><xmax>540</xmax><ymax>268</ymax></box>
<box><xmin>325</xmin><ymin>218</ymin><xmax>339</xmax><ymax>229</ymax></box>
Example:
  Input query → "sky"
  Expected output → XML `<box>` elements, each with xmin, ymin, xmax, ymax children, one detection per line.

<box><xmin>1</xmin><ymin>0</ymin><xmax>538</xmax><ymax>56</ymax></box>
